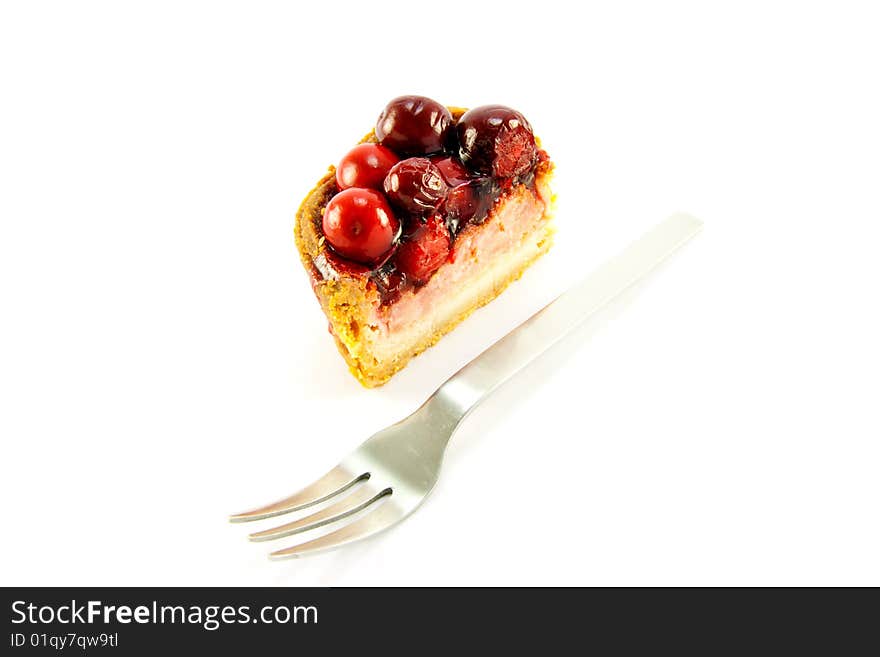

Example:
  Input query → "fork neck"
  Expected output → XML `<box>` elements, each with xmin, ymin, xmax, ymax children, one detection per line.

<box><xmin>428</xmin><ymin>318</ymin><xmax>550</xmax><ymax>423</ymax></box>
<box><xmin>409</xmin><ymin>385</ymin><xmax>476</xmax><ymax>448</ymax></box>
<box><xmin>421</xmin><ymin>367</ymin><xmax>501</xmax><ymax>437</ymax></box>
<box><xmin>429</xmin><ymin>374</ymin><xmax>485</xmax><ymax>424</ymax></box>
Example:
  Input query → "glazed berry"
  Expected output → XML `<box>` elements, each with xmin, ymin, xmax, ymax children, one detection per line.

<box><xmin>336</xmin><ymin>143</ymin><xmax>399</xmax><ymax>190</ymax></box>
<box><xmin>383</xmin><ymin>157</ymin><xmax>449</xmax><ymax>215</ymax></box>
<box><xmin>457</xmin><ymin>105</ymin><xmax>537</xmax><ymax>178</ymax></box>
<box><xmin>322</xmin><ymin>188</ymin><xmax>400</xmax><ymax>266</ymax></box>
<box><xmin>393</xmin><ymin>215</ymin><xmax>451</xmax><ymax>284</ymax></box>
<box><xmin>372</xmin><ymin>265</ymin><xmax>408</xmax><ymax>304</ymax></box>
<box><xmin>444</xmin><ymin>182</ymin><xmax>479</xmax><ymax>227</ymax></box>
<box><xmin>430</xmin><ymin>155</ymin><xmax>471</xmax><ymax>186</ymax></box>
<box><xmin>443</xmin><ymin>177</ymin><xmax>496</xmax><ymax>230</ymax></box>
<box><xmin>376</xmin><ymin>96</ymin><xmax>453</xmax><ymax>156</ymax></box>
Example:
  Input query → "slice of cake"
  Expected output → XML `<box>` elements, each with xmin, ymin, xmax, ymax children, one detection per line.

<box><xmin>295</xmin><ymin>95</ymin><xmax>555</xmax><ymax>387</ymax></box>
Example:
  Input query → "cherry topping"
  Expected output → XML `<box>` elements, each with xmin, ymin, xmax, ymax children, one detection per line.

<box><xmin>383</xmin><ymin>157</ymin><xmax>449</xmax><ymax>216</ymax></box>
<box><xmin>393</xmin><ymin>215</ymin><xmax>451</xmax><ymax>284</ymax></box>
<box><xmin>376</xmin><ymin>96</ymin><xmax>453</xmax><ymax>156</ymax></box>
<box><xmin>322</xmin><ymin>188</ymin><xmax>400</xmax><ymax>266</ymax></box>
<box><xmin>320</xmin><ymin>99</ymin><xmax>544</xmax><ymax>298</ymax></box>
<box><xmin>336</xmin><ymin>143</ymin><xmax>399</xmax><ymax>190</ymax></box>
<box><xmin>456</xmin><ymin>105</ymin><xmax>537</xmax><ymax>178</ymax></box>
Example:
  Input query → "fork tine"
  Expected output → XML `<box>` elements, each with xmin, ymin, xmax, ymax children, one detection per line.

<box><xmin>229</xmin><ymin>466</ymin><xmax>366</xmax><ymax>523</ymax></box>
<box><xmin>249</xmin><ymin>486</ymin><xmax>390</xmax><ymax>542</ymax></box>
<box><xmin>268</xmin><ymin>497</ymin><xmax>402</xmax><ymax>560</ymax></box>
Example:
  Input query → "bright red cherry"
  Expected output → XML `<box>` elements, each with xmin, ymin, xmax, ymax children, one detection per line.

<box><xmin>375</xmin><ymin>96</ymin><xmax>453</xmax><ymax>156</ymax></box>
<box><xmin>336</xmin><ymin>143</ymin><xmax>399</xmax><ymax>190</ymax></box>
<box><xmin>322</xmin><ymin>188</ymin><xmax>400</xmax><ymax>266</ymax></box>
<box><xmin>383</xmin><ymin>157</ymin><xmax>449</xmax><ymax>215</ymax></box>
<box><xmin>393</xmin><ymin>215</ymin><xmax>451</xmax><ymax>284</ymax></box>
<box><xmin>457</xmin><ymin>105</ymin><xmax>537</xmax><ymax>178</ymax></box>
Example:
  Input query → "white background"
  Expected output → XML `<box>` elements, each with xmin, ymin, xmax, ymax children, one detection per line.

<box><xmin>2</xmin><ymin>1</ymin><xmax>878</xmax><ymax>586</ymax></box>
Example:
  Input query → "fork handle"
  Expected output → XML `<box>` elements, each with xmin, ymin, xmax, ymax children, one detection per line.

<box><xmin>433</xmin><ymin>213</ymin><xmax>703</xmax><ymax>419</ymax></box>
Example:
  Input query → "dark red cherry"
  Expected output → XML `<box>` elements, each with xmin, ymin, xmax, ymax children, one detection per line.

<box><xmin>322</xmin><ymin>188</ymin><xmax>399</xmax><ymax>266</ymax></box>
<box><xmin>430</xmin><ymin>155</ymin><xmax>471</xmax><ymax>186</ymax></box>
<box><xmin>383</xmin><ymin>157</ymin><xmax>449</xmax><ymax>215</ymax></box>
<box><xmin>444</xmin><ymin>183</ymin><xmax>479</xmax><ymax>227</ymax></box>
<box><xmin>376</xmin><ymin>96</ymin><xmax>453</xmax><ymax>156</ymax></box>
<box><xmin>443</xmin><ymin>177</ymin><xmax>496</xmax><ymax>231</ymax></box>
<box><xmin>336</xmin><ymin>143</ymin><xmax>399</xmax><ymax>190</ymax></box>
<box><xmin>393</xmin><ymin>215</ymin><xmax>451</xmax><ymax>284</ymax></box>
<box><xmin>457</xmin><ymin>105</ymin><xmax>537</xmax><ymax>178</ymax></box>
<box><xmin>372</xmin><ymin>265</ymin><xmax>408</xmax><ymax>304</ymax></box>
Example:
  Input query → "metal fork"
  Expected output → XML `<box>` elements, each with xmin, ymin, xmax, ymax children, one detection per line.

<box><xmin>230</xmin><ymin>213</ymin><xmax>703</xmax><ymax>559</ymax></box>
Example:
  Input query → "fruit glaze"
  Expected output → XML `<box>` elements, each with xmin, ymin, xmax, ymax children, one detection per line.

<box><xmin>317</xmin><ymin>95</ymin><xmax>551</xmax><ymax>303</ymax></box>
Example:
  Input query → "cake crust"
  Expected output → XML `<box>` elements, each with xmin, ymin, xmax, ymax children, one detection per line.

<box><xmin>294</xmin><ymin>109</ymin><xmax>555</xmax><ymax>387</ymax></box>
